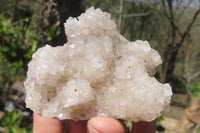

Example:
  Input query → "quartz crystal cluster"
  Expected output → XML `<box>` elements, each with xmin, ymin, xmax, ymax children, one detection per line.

<box><xmin>24</xmin><ymin>7</ymin><xmax>172</xmax><ymax>122</ymax></box>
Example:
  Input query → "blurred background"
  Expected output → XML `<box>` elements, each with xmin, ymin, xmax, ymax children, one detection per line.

<box><xmin>0</xmin><ymin>0</ymin><xmax>200</xmax><ymax>132</ymax></box>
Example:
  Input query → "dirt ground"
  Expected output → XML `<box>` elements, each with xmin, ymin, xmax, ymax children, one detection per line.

<box><xmin>159</xmin><ymin>94</ymin><xmax>200</xmax><ymax>133</ymax></box>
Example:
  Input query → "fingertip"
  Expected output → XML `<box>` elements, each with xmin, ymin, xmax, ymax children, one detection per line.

<box><xmin>33</xmin><ymin>113</ymin><xmax>63</xmax><ymax>133</ymax></box>
<box><xmin>87</xmin><ymin>117</ymin><xmax>126</xmax><ymax>133</ymax></box>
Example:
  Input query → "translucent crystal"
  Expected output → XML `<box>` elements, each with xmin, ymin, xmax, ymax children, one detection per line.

<box><xmin>24</xmin><ymin>7</ymin><xmax>172</xmax><ymax>122</ymax></box>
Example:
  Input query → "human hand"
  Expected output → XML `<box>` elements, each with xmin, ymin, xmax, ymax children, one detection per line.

<box><xmin>33</xmin><ymin>113</ymin><xmax>156</xmax><ymax>133</ymax></box>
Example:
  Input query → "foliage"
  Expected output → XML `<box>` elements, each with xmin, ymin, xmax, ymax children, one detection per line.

<box><xmin>0</xmin><ymin>0</ymin><xmax>60</xmax><ymax>108</ymax></box>
<box><xmin>191</xmin><ymin>83</ymin><xmax>200</xmax><ymax>97</ymax></box>
<box><xmin>0</xmin><ymin>109</ymin><xmax>33</xmax><ymax>133</ymax></box>
<box><xmin>157</xmin><ymin>113</ymin><xmax>165</xmax><ymax>122</ymax></box>
<box><xmin>0</xmin><ymin>12</ymin><xmax>39</xmax><ymax>105</ymax></box>
<box><xmin>123</xmin><ymin>120</ymin><xmax>132</xmax><ymax>132</ymax></box>
<box><xmin>156</xmin><ymin>114</ymin><xmax>165</xmax><ymax>132</ymax></box>
<box><xmin>46</xmin><ymin>27</ymin><xmax>60</xmax><ymax>41</ymax></box>
<box><xmin>0</xmin><ymin>0</ymin><xmax>39</xmax><ymax>89</ymax></box>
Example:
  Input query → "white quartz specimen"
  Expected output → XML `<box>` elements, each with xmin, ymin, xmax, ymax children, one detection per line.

<box><xmin>24</xmin><ymin>7</ymin><xmax>172</xmax><ymax>122</ymax></box>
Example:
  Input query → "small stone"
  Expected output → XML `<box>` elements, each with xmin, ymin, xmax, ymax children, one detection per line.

<box><xmin>160</xmin><ymin>117</ymin><xmax>178</xmax><ymax>131</ymax></box>
<box><xmin>24</xmin><ymin>7</ymin><xmax>172</xmax><ymax>122</ymax></box>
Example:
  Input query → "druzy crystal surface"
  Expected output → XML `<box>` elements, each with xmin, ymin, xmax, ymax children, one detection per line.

<box><xmin>24</xmin><ymin>7</ymin><xmax>172</xmax><ymax>122</ymax></box>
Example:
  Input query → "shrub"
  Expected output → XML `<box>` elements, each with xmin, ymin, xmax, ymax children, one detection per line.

<box><xmin>0</xmin><ymin>109</ymin><xmax>32</xmax><ymax>133</ymax></box>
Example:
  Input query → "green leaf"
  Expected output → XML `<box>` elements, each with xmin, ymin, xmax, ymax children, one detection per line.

<box><xmin>157</xmin><ymin>113</ymin><xmax>165</xmax><ymax>122</ymax></box>
<box><xmin>0</xmin><ymin>109</ymin><xmax>32</xmax><ymax>133</ymax></box>
<box><xmin>192</xmin><ymin>83</ymin><xmax>200</xmax><ymax>97</ymax></box>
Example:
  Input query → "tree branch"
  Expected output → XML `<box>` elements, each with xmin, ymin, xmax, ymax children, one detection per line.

<box><xmin>177</xmin><ymin>0</ymin><xmax>194</xmax><ymax>20</ymax></box>
<box><xmin>179</xmin><ymin>7</ymin><xmax>200</xmax><ymax>46</ymax></box>
<box><xmin>189</xmin><ymin>71</ymin><xmax>200</xmax><ymax>82</ymax></box>
<box><xmin>167</xmin><ymin>0</ymin><xmax>176</xmax><ymax>44</ymax></box>
<box><xmin>162</xmin><ymin>0</ymin><xmax>170</xmax><ymax>19</ymax></box>
<box><xmin>122</xmin><ymin>12</ymin><xmax>150</xmax><ymax>17</ymax></box>
<box><xmin>118</xmin><ymin>0</ymin><xmax>124</xmax><ymax>33</ymax></box>
<box><xmin>162</xmin><ymin>0</ymin><xmax>182</xmax><ymax>39</ymax></box>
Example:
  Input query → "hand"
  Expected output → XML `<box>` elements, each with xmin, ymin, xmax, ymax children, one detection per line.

<box><xmin>33</xmin><ymin>113</ymin><xmax>156</xmax><ymax>133</ymax></box>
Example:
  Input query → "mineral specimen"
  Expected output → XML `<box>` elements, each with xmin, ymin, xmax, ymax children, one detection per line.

<box><xmin>24</xmin><ymin>7</ymin><xmax>172</xmax><ymax>122</ymax></box>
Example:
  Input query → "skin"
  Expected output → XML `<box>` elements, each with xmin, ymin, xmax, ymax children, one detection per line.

<box><xmin>33</xmin><ymin>113</ymin><xmax>156</xmax><ymax>133</ymax></box>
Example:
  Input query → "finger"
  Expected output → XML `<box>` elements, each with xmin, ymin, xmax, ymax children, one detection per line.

<box><xmin>33</xmin><ymin>113</ymin><xmax>63</xmax><ymax>133</ymax></box>
<box><xmin>87</xmin><ymin>117</ymin><xmax>126</xmax><ymax>133</ymax></box>
<box><xmin>131</xmin><ymin>120</ymin><xmax>156</xmax><ymax>133</ymax></box>
<box><xmin>65</xmin><ymin>119</ymin><xmax>87</xmax><ymax>133</ymax></box>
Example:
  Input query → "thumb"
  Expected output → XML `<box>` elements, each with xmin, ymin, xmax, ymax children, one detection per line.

<box><xmin>87</xmin><ymin>117</ymin><xmax>125</xmax><ymax>133</ymax></box>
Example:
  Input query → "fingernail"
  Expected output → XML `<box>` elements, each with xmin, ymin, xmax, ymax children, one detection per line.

<box><xmin>87</xmin><ymin>125</ymin><xmax>99</xmax><ymax>133</ymax></box>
